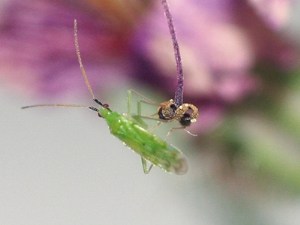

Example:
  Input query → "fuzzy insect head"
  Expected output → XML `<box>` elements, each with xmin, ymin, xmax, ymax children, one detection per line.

<box><xmin>175</xmin><ymin>103</ymin><xmax>199</xmax><ymax>127</ymax></box>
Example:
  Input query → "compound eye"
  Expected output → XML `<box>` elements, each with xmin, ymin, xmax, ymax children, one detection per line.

<box><xmin>183</xmin><ymin>113</ymin><xmax>190</xmax><ymax>118</ymax></box>
<box><xmin>158</xmin><ymin>108</ymin><xmax>166</xmax><ymax>120</ymax></box>
<box><xmin>170</xmin><ymin>104</ymin><xmax>177</xmax><ymax>111</ymax></box>
<box><xmin>103</xmin><ymin>103</ymin><xmax>110</xmax><ymax>109</ymax></box>
<box><xmin>180</xmin><ymin>113</ymin><xmax>192</xmax><ymax>126</ymax></box>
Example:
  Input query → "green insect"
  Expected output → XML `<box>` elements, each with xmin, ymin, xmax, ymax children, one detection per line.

<box><xmin>22</xmin><ymin>20</ymin><xmax>188</xmax><ymax>175</ymax></box>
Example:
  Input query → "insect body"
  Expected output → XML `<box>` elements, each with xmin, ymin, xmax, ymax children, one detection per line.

<box><xmin>22</xmin><ymin>20</ymin><xmax>188</xmax><ymax>175</ymax></box>
<box><xmin>91</xmin><ymin>104</ymin><xmax>187</xmax><ymax>174</ymax></box>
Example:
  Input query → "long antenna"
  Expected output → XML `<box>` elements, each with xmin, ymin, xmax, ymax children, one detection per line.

<box><xmin>74</xmin><ymin>19</ymin><xmax>96</xmax><ymax>100</ymax></box>
<box><xmin>21</xmin><ymin>104</ymin><xmax>89</xmax><ymax>109</ymax></box>
<box><xmin>22</xmin><ymin>20</ymin><xmax>105</xmax><ymax>112</ymax></box>
<box><xmin>161</xmin><ymin>0</ymin><xmax>184</xmax><ymax>106</ymax></box>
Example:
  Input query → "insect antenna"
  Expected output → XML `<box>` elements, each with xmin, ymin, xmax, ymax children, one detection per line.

<box><xmin>74</xmin><ymin>19</ymin><xmax>105</xmax><ymax>108</ymax></box>
<box><xmin>22</xmin><ymin>20</ymin><xmax>108</xmax><ymax>113</ymax></box>
<box><xmin>89</xmin><ymin>106</ymin><xmax>98</xmax><ymax>112</ymax></box>
<box><xmin>21</xmin><ymin>104</ymin><xmax>90</xmax><ymax>109</ymax></box>
<box><xmin>161</xmin><ymin>0</ymin><xmax>184</xmax><ymax>107</ymax></box>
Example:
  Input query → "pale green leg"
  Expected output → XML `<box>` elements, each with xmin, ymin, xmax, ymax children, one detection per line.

<box><xmin>127</xmin><ymin>89</ymin><xmax>159</xmax><ymax>117</ymax></box>
<box><xmin>141</xmin><ymin>157</ymin><xmax>153</xmax><ymax>174</ymax></box>
<box><xmin>166</xmin><ymin>127</ymin><xmax>198</xmax><ymax>140</ymax></box>
<box><xmin>127</xmin><ymin>89</ymin><xmax>160</xmax><ymax>174</ymax></box>
<box><xmin>127</xmin><ymin>89</ymin><xmax>162</xmax><ymax>129</ymax></box>
<box><xmin>127</xmin><ymin>89</ymin><xmax>132</xmax><ymax>116</ymax></box>
<box><xmin>127</xmin><ymin>90</ymin><xmax>147</xmax><ymax>128</ymax></box>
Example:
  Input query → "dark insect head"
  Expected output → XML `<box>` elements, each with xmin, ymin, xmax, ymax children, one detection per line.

<box><xmin>89</xmin><ymin>99</ymin><xmax>111</xmax><ymax>118</ymax></box>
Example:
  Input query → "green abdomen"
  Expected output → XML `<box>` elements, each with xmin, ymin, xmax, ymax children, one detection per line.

<box><xmin>104</xmin><ymin>111</ymin><xmax>187</xmax><ymax>174</ymax></box>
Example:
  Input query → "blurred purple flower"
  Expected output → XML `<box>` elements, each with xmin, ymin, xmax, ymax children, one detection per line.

<box><xmin>0</xmin><ymin>0</ymin><xmax>298</xmax><ymax>133</ymax></box>
<box><xmin>0</xmin><ymin>0</ymin><xmax>145</xmax><ymax>97</ymax></box>
<box><xmin>134</xmin><ymin>0</ymin><xmax>296</xmax><ymax>96</ymax></box>
<box><xmin>248</xmin><ymin>0</ymin><xmax>292</xmax><ymax>29</ymax></box>
<box><xmin>132</xmin><ymin>0</ymin><xmax>297</xmax><ymax>131</ymax></box>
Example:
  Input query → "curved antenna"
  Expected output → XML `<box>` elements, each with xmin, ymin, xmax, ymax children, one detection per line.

<box><xmin>21</xmin><ymin>104</ymin><xmax>100</xmax><ymax>114</ymax></box>
<box><xmin>21</xmin><ymin>104</ymin><xmax>90</xmax><ymax>109</ymax></box>
<box><xmin>74</xmin><ymin>19</ymin><xmax>96</xmax><ymax>100</ymax></box>
<box><xmin>21</xmin><ymin>20</ymin><xmax>105</xmax><ymax>113</ymax></box>
<box><xmin>161</xmin><ymin>0</ymin><xmax>184</xmax><ymax>106</ymax></box>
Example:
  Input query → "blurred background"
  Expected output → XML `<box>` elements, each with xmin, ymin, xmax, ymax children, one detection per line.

<box><xmin>1</xmin><ymin>0</ymin><xmax>300</xmax><ymax>224</ymax></box>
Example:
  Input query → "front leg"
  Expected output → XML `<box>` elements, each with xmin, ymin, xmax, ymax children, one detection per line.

<box><xmin>141</xmin><ymin>157</ymin><xmax>153</xmax><ymax>174</ymax></box>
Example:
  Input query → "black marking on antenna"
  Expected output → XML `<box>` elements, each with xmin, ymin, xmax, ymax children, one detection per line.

<box><xmin>93</xmin><ymin>98</ymin><xmax>103</xmax><ymax>106</ymax></box>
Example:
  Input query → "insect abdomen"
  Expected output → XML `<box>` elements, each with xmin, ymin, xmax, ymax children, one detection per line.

<box><xmin>104</xmin><ymin>112</ymin><xmax>188</xmax><ymax>174</ymax></box>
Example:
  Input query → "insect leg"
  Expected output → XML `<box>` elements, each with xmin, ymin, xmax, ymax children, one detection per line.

<box><xmin>141</xmin><ymin>157</ymin><xmax>153</xmax><ymax>174</ymax></box>
<box><xmin>127</xmin><ymin>89</ymin><xmax>147</xmax><ymax>128</ymax></box>
<box><xmin>127</xmin><ymin>89</ymin><xmax>133</xmax><ymax>116</ymax></box>
<box><xmin>148</xmin><ymin>121</ymin><xmax>162</xmax><ymax>133</ymax></box>
<box><xmin>127</xmin><ymin>89</ymin><xmax>161</xmax><ymax>128</ymax></box>
<box><xmin>128</xmin><ymin>89</ymin><xmax>159</xmax><ymax>105</ymax></box>
<box><xmin>127</xmin><ymin>89</ymin><xmax>159</xmax><ymax>116</ymax></box>
<box><xmin>166</xmin><ymin>127</ymin><xmax>198</xmax><ymax>138</ymax></box>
